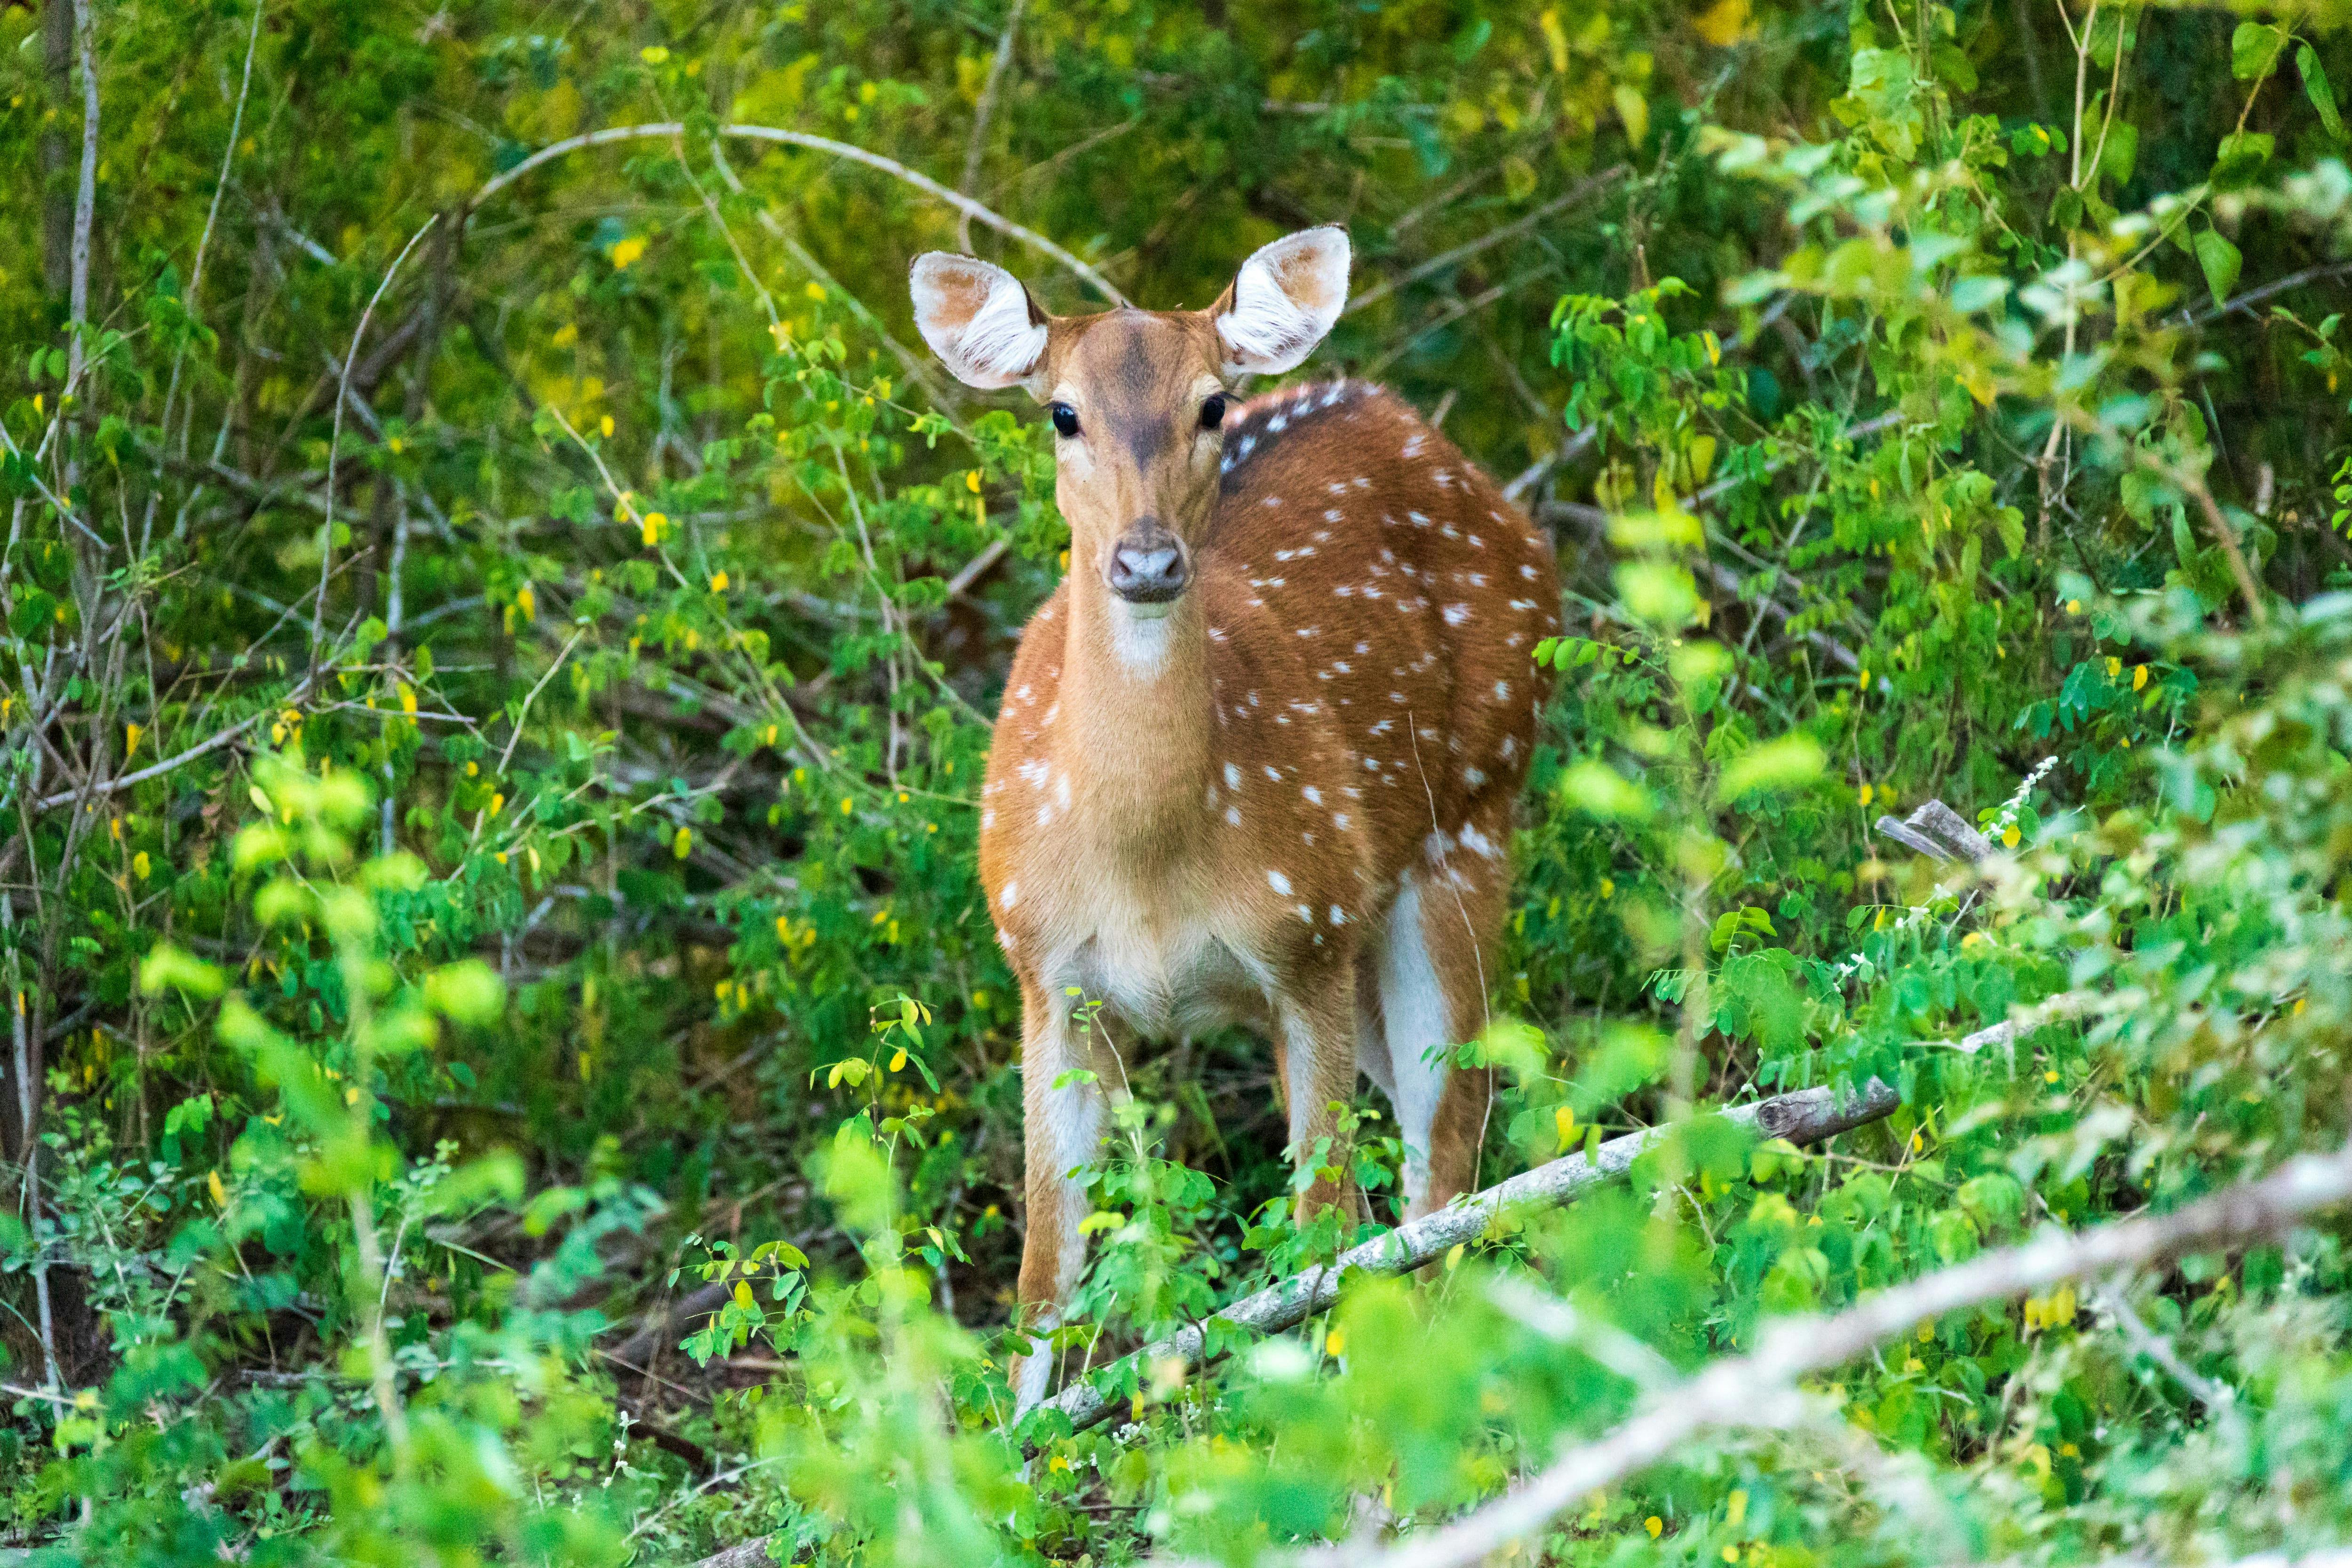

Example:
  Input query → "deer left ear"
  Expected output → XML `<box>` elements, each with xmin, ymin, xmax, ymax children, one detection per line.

<box><xmin>1212</xmin><ymin>226</ymin><xmax>1351</xmax><ymax>377</ymax></box>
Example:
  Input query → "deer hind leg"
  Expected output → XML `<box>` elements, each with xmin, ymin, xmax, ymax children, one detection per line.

<box><xmin>1379</xmin><ymin>826</ymin><xmax>1509</xmax><ymax>1220</ymax></box>
<box><xmin>1012</xmin><ymin>977</ymin><xmax>1109</xmax><ymax>1413</ymax></box>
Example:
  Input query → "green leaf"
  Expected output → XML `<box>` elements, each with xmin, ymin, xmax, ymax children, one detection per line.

<box><xmin>2231</xmin><ymin>22</ymin><xmax>2286</xmax><ymax>80</ymax></box>
<box><xmin>1714</xmin><ymin>734</ymin><xmax>1827</xmax><ymax>804</ymax></box>
<box><xmin>425</xmin><ymin>959</ymin><xmax>506</xmax><ymax>1025</ymax></box>
<box><xmin>2098</xmin><ymin>119</ymin><xmax>2138</xmax><ymax>188</ymax></box>
<box><xmin>1557</xmin><ymin>760</ymin><xmax>1656</xmax><ymax>822</ymax></box>
<box><xmin>2193</xmin><ymin>228</ymin><xmax>2243</xmax><ymax>309</ymax></box>
<box><xmin>2301</xmin><ymin>44</ymin><xmax>2347</xmax><ymax>141</ymax></box>
<box><xmin>137</xmin><ymin>943</ymin><xmax>225</xmax><ymax>999</ymax></box>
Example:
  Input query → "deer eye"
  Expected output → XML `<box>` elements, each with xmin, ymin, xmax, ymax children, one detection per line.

<box><xmin>1199</xmin><ymin>394</ymin><xmax>1228</xmax><ymax>430</ymax></box>
<box><xmin>1049</xmin><ymin>403</ymin><xmax>1080</xmax><ymax>438</ymax></box>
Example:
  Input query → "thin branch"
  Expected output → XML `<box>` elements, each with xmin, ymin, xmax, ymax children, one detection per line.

<box><xmin>33</xmin><ymin>668</ymin><xmax>319</xmax><ymax>810</ymax></box>
<box><xmin>63</xmin><ymin>0</ymin><xmax>96</xmax><ymax>396</ymax></box>
<box><xmin>469</xmin><ymin>122</ymin><xmax>1126</xmax><ymax>306</ymax></box>
<box><xmin>314</xmin><ymin>214</ymin><xmax>441</xmax><ymax>669</ymax></box>
<box><xmin>956</xmin><ymin>0</ymin><xmax>1029</xmax><ymax>252</ymax></box>
<box><xmin>1344</xmin><ymin>168</ymin><xmax>1626</xmax><ymax>319</ymax></box>
<box><xmin>1289</xmin><ymin>1138</ymin><xmax>2352</xmax><ymax>1568</ymax></box>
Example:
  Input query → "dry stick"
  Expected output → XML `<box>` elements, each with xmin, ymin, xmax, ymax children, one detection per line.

<box><xmin>29</xmin><ymin>667</ymin><xmax>318</xmax><ymax>809</ymax></box>
<box><xmin>312</xmin><ymin>214</ymin><xmax>440</xmax><ymax>671</ymax></box>
<box><xmin>62</xmin><ymin>0</ymin><xmax>95</xmax><ymax>394</ymax></box>
<box><xmin>1284</xmin><ymin>1137</ymin><xmax>2352</xmax><ymax>1568</ymax></box>
<box><xmin>468</xmin><ymin>123</ymin><xmax>1126</xmax><ymax>306</ymax></box>
<box><xmin>1034</xmin><ymin>1079</ymin><xmax>1900</xmax><ymax>1437</ymax></box>
<box><xmin>1343</xmin><ymin>167</ymin><xmax>1627</xmax><ymax>319</ymax></box>
<box><xmin>0</xmin><ymin>893</ymin><xmax>61</xmax><ymax>1395</ymax></box>
<box><xmin>956</xmin><ymin>0</ymin><xmax>1029</xmax><ymax>252</ymax></box>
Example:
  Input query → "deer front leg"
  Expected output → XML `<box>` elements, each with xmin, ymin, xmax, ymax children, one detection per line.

<box><xmin>1275</xmin><ymin>964</ymin><xmax>1364</xmax><ymax>1225</ymax></box>
<box><xmin>1012</xmin><ymin>976</ymin><xmax>1107</xmax><ymax>1414</ymax></box>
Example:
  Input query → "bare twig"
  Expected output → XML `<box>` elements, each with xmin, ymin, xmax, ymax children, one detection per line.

<box><xmin>470</xmin><ymin>122</ymin><xmax>1126</xmax><ymax>306</ymax></box>
<box><xmin>315</xmin><ymin>214</ymin><xmax>441</xmax><ymax>669</ymax></box>
<box><xmin>31</xmin><ymin>667</ymin><xmax>318</xmax><ymax>809</ymax></box>
<box><xmin>63</xmin><ymin>0</ymin><xmax>96</xmax><ymax>396</ymax></box>
<box><xmin>1344</xmin><ymin>168</ymin><xmax>1626</xmax><ymax>319</ymax></box>
<box><xmin>956</xmin><ymin>0</ymin><xmax>1029</xmax><ymax>251</ymax></box>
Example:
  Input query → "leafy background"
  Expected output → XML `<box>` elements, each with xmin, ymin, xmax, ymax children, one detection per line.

<box><xmin>3</xmin><ymin>0</ymin><xmax>2352</xmax><ymax>1562</ymax></box>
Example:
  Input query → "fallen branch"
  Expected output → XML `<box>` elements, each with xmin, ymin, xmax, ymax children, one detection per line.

<box><xmin>680</xmin><ymin>1082</ymin><xmax>1898</xmax><ymax>1568</ymax></box>
<box><xmin>1033</xmin><ymin>1078</ymin><xmax>1900</xmax><ymax>1437</ymax></box>
<box><xmin>1292</xmin><ymin>1137</ymin><xmax>2352</xmax><ymax>1568</ymax></box>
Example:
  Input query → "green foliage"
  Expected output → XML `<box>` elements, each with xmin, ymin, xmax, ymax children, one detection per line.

<box><xmin>3</xmin><ymin>0</ymin><xmax>2352</xmax><ymax>1562</ymax></box>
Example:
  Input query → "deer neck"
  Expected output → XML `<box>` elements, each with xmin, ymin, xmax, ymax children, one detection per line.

<box><xmin>1054</xmin><ymin>569</ymin><xmax>1215</xmax><ymax>834</ymax></box>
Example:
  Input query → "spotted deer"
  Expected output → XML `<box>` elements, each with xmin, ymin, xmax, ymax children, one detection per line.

<box><xmin>908</xmin><ymin>226</ymin><xmax>1559</xmax><ymax>1410</ymax></box>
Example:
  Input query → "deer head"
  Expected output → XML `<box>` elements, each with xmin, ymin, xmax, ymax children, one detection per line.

<box><xmin>909</xmin><ymin>227</ymin><xmax>1351</xmax><ymax>618</ymax></box>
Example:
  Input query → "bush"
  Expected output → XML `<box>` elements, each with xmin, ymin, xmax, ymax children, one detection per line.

<box><xmin>2</xmin><ymin>0</ymin><xmax>2351</xmax><ymax>1562</ymax></box>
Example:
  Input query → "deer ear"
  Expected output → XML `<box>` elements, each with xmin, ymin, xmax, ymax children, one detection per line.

<box><xmin>909</xmin><ymin>252</ymin><xmax>1050</xmax><ymax>391</ymax></box>
<box><xmin>1212</xmin><ymin>226</ymin><xmax>1351</xmax><ymax>376</ymax></box>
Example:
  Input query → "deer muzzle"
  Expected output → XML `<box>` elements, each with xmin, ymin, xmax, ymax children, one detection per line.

<box><xmin>1105</xmin><ymin>520</ymin><xmax>1190</xmax><ymax>606</ymax></box>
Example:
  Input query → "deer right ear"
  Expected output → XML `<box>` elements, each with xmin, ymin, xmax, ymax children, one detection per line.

<box><xmin>909</xmin><ymin>253</ymin><xmax>1050</xmax><ymax>392</ymax></box>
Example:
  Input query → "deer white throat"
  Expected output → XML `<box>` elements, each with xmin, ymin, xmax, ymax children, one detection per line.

<box><xmin>1105</xmin><ymin>593</ymin><xmax>1181</xmax><ymax>674</ymax></box>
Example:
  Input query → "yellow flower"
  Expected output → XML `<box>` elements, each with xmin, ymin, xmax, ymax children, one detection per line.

<box><xmin>399</xmin><ymin>682</ymin><xmax>418</xmax><ymax>715</ymax></box>
<box><xmin>673</xmin><ymin>826</ymin><xmax>693</xmax><ymax>859</ymax></box>
<box><xmin>2132</xmin><ymin>663</ymin><xmax>2149</xmax><ymax>690</ymax></box>
<box><xmin>552</xmin><ymin>322</ymin><xmax>579</xmax><ymax>348</ymax></box>
<box><xmin>207</xmin><ymin>1170</ymin><xmax>227</xmax><ymax>1207</ymax></box>
<box><xmin>709</xmin><ymin>570</ymin><xmax>730</xmax><ymax>593</ymax></box>
<box><xmin>1645</xmin><ymin>1517</ymin><xmax>1664</xmax><ymax>1539</ymax></box>
<box><xmin>1555</xmin><ymin>1104</ymin><xmax>1577</xmax><ymax>1149</ymax></box>
<box><xmin>2065</xmin><ymin>598</ymin><xmax>2083</xmax><ymax>614</ymax></box>
<box><xmin>514</xmin><ymin>584</ymin><xmax>536</xmax><ymax>622</ymax></box>
<box><xmin>610</xmin><ymin>236</ymin><xmax>647</xmax><ymax>269</ymax></box>
<box><xmin>132</xmin><ymin>851</ymin><xmax>151</xmax><ymax>881</ymax></box>
<box><xmin>1325</xmin><ymin>1328</ymin><xmax>1346</xmax><ymax>1356</ymax></box>
<box><xmin>966</xmin><ymin>469</ymin><xmax>984</xmax><ymax>493</ymax></box>
<box><xmin>642</xmin><ymin>510</ymin><xmax>667</xmax><ymax>547</ymax></box>
<box><xmin>2002</xmin><ymin>824</ymin><xmax>2021</xmax><ymax>848</ymax></box>
<box><xmin>488</xmin><ymin>792</ymin><xmax>505</xmax><ymax>816</ymax></box>
<box><xmin>1858</xmin><ymin>781</ymin><xmax>1874</xmax><ymax>806</ymax></box>
<box><xmin>124</xmin><ymin>722</ymin><xmax>143</xmax><ymax>756</ymax></box>
<box><xmin>840</xmin><ymin>796</ymin><xmax>853</xmax><ymax>816</ymax></box>
<box><xmin>599</xmin><ymin>414</ymin><xmax>614</xmax><ymax>438</ymax></box>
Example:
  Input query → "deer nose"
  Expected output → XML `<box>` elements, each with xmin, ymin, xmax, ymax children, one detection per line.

<box><xmin>1106</xmin><ymin>522</ymin><xmax>1189</xmax><ymax>603</ymax></box>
